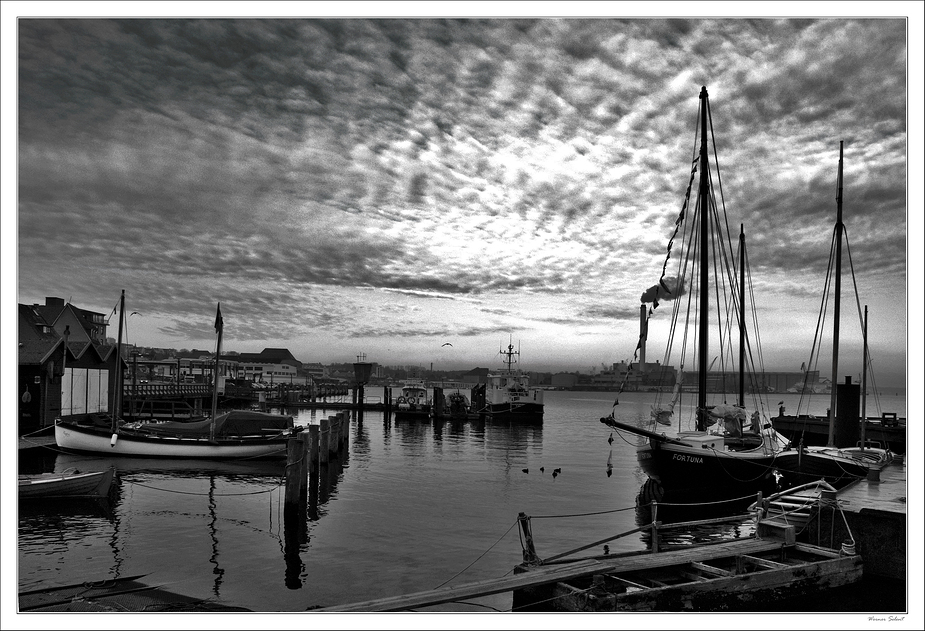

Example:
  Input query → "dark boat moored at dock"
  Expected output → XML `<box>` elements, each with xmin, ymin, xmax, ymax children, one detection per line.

<box><xmin>483</xmin><ymin>341</ymin><xmax>544</xmax><ymax>423</ymax></box>
<box><xmin>772</xmin><ymin>411</ymin><xmax>906</xmax><ymax>455</ymax></box>
<box><xmin>600</xmin><ymin>91</ymin><xmax>877</xmax><ymax>500</ymax></box>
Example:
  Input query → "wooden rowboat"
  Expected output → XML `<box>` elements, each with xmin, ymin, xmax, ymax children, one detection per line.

<box><xmin>18</xmin><ymin>467</ymin><xmax>116</xmax><ymax>500</ymax></box>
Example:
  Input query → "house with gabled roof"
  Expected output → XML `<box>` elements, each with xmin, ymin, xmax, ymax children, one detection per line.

<box><xmin>18</xmin><ymin>303</ymin><xmax>124</xmax><ymax>433</ymax></box>
<box><xmin>31</xmin><ymin>296</ymin><xmax>109</xmax><ymax>345</ymax></box>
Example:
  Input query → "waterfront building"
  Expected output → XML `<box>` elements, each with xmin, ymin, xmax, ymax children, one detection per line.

<box><xmin>18</xmin><ymin>303</ymin><xmax>123</xmax><ymax>433</ymax></box>
<box><xmin>30</xmin><ymin>296</ymin><xmax>109</xmax><ymax>345</ymax></box>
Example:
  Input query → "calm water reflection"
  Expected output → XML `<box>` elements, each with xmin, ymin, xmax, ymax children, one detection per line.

<box><xmin>17</xmin><ymin>389</ymin><xmax>905</xmax><ymax>612</ymax></box>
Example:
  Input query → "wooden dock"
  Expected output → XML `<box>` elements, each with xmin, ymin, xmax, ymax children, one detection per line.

<box><xmin>815</xmin><ymin>456</ymin><xmax>906</xmax><ymax>580</ymax></box>
<box><xmin>314</xmin><ymin>537</ymin><xmax>860</xmax><ymax>612</ymax></box>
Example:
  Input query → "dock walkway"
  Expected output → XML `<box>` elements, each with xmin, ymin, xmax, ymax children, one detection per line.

<box><xmin>314</xmin><ymin>538</ymin><xmax>800</xmax><ymax>612</ymax></box>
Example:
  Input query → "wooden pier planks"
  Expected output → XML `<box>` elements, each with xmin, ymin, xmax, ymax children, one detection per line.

<box><xmin>313</xmin><ymin>539</ymin><xmax>804</xmax><ymax>612</ymax></box>
<box><xmin>313</xmin><ymin>559</ymin><xmax>609</xmax><ymax>612</ymax></box>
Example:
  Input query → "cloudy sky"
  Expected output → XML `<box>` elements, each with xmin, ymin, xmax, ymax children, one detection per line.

<box><xmin>5</xmin><ymin>6</ymin><xmax>921</xmax><ymax>387</ymax></box>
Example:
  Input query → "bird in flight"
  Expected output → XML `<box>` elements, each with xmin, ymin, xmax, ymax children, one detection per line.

<box><xmin>441</xmin><ymin>343</ymin><xmax>453</xmax><ymax>347</ymax></box>
<box><xmin>130</xmin><ymin>311</ymin><xmax>141</xmax><ymax>316</ymax></box>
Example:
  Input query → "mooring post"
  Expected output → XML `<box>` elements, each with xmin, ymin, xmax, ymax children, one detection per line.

<box><xmin>284</xmin><ymin>436</ymin><xmax>305</xmax><ymax>508</ymax></box>
<box><xmin>517</xmin><ymin>512</ymin><xmax>540</xmax><ymax>565</ymax></box>
<box><xmin>329</xmin><ymin>416</ymin><xmax>339</xmax><ymax>456</ymax></box>
<box><xmin>650</xmin><ymin>501</ymin><xmax>659</xmax><ymax>553</ymax></box>
<box><xmin>320</xmin><ymin>417</ymin><xmax>330</xmax><ymax>464</ymax></box>
<box><xmin>298</xmin><ymin>432</ymin><xmax>310</xmax><ymax>501</ymax></box>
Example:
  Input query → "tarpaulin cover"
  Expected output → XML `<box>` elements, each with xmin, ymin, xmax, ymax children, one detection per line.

<box><xmin>135</xmin><ymin>410</ymin><xmax>293</xmax><ymax>437</ymax></box>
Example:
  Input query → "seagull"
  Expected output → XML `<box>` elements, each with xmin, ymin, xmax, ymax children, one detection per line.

<box><xmin>442</xmin><ymin>343</ymin><xmax>453</xmax><ymax>347</ymax></box>
<box><xmin>540</xmin><ymin>467</ymin><xmax>545</xmax><ymax>473</ymax></box>
<box><xmin>552</xmin><ymin>470</ymin><xmax>558</xmax><ymax>479</ymax></box>
<box><xmin>522</xmin><ymin>468</ymin><xmax>529</xmax><ymax>474</ymax></box>
<box><xmin>130</xmin><ymin>311</ymin><xmax>141</xmax><ymax>316</ymax></box>
<box><xmin>608</xmin><ymin>432</ymin><xmax>614</xmax><ymax>444</ymax></box>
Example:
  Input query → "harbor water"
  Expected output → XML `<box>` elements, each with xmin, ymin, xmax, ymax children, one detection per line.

<box><xmin>17</xmin><ymin>389</ymin><xmax>907</xmax><ymax>613</ymax></box>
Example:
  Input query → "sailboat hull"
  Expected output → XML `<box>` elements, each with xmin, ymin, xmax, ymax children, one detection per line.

<box><xmin>638</xmin><ymin>439</ymin><xmax>869</xmax><ymax>498</ymax></box>
<box><xmin>637</xmin><ymin>440</ymin><xmax>781</xmax><ymax>499</ymax></box>
<box><xmin>55</xmin><ymin>421</ymin><xmax>291</xmax><ymax>459</ymax></box>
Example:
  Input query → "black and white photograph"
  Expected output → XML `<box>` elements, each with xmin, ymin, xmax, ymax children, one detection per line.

<box><xmin>4</xmin><ymin>2</ymin><xmax>921</xmax><ymax>627</ymax></box>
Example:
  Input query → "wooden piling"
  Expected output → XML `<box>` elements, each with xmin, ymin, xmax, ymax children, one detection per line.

<box><xmin>433</xmin><ymin>387</ymin><xmax>444</xmax><ymax>419</ymax></box>
<box><xmin>329</xmin><ymin>415</ymin><xmax>339</xmax><ymax>456</ymax></box>
<box><xmin>308</xmin><ymin>424</ymin><xmax>319</xmax><ymax>477</ymax></box>
<box><xmin>320</xmin><ymin>417</ymin><xmax>330</xmax><ymax>464</ymax></box>
<box><xmin>298</xmin><ymin>432</ymin><xmax>310</xmax><ymax>501</ymax></box>
<box><xmin>518</xmin><ymin>512</ymin><xmax>540</xmax><ymax>565</ymax></box>
<box><xmin>284</xmin><ymin>436</ymin><xmax>306</xmax><ymax>508</ymax></box>
<box><xmin>650</xmin><ymin>501</ymin><xmax>660</xmax><ymax>553</ymax></box>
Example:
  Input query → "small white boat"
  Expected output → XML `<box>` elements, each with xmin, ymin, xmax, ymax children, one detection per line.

<box><xmin>19</xmin><ymin>467</ymin><xmax>116</xmax><ymax>500</ymax></box>
<box><xmin>395</xmin><ymin>381</ymin><xmax>432</xmax><ymax>420</ymax></box>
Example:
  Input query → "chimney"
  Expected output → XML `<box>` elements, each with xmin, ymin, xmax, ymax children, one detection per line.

<box><xmin>639</xmin><ymin>304</ymin><xmax>647</xmax><ymax>370</ymax></box>
<box><xmin>46</xmin><ymin>297</ymin><xmax>65</xmax><ymax>306</ymax></box>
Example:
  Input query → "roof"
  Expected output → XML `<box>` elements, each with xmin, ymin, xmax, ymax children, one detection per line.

<box><xmin>19</xmin><ymin>303</ymin><xmax>122</xmax><ymax>367</ymax></box>
<box><xmin>236</xmin><ymin>348</ymin><xmax>299</xmax><ymax>365</ymax></box>
<box><xmin>18</xmin><ymin>304</ymin><xmax>61</xmax><ymax>365</ymax></box>
<box><xmin>33</xmin><ymin>298</ymin><xmax>107</xmax><ymax>337</ymax></box>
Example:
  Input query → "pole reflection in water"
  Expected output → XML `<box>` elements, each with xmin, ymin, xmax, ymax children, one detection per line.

<box><xmin>18</xmin><ymin>389</ymin><xmax>901</xmax><ymax>612</ymax></box>
<box><xmin>208</xmin><ymin>475</ymin><xmax>224</xmax><ymax>597</ymax></box>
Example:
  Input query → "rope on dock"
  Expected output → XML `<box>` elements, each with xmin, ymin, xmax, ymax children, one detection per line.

<box><xmin>530</xmin><ymin>505</ymin><xmax>636</xmax><ymax>519</ymax></box>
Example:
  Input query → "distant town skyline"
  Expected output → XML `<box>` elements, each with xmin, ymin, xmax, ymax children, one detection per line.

<box><xmin>8</xmin><ymin>12</ymin><xmax>919</xmax><ymax>391</ymax></box>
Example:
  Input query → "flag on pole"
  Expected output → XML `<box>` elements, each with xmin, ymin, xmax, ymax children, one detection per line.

<box><xmin>214</xmin><ymin>303</ymin><xmax>223</xmax><ymax>335</ymax></box>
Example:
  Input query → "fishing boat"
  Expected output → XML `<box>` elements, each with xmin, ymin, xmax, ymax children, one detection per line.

<box><xmin>483</xmin><ymin>340</ymin><xmax>544</xmax><ymax>423</ymax></box>
<box><xmin>600</xmin><ymin>88</ymin><xmax>869</xmax><ymax>500</ymax></box>
<box><xmin>18</xmin><ymin>466</ymin><xmax>116</xmax><ymax>500</ymax></box>
<box><xmin>394</xmin><ymin>381</ymin><xmax>432</xmax><ymax>420</ymax></box>
<box><xmin>55</xmin><ymin>296</ymin><xmax>297</xmax><ymax>459</ymax></box>
<box><xmin>446</xmin><ymin>390</ymin><xmax>471</xmax><ymax>420</ymax></box>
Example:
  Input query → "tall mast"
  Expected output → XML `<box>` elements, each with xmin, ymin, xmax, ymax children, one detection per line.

<box><xmin>111</xmin><ymin>289</ymin><xmax>125</xmax><ymax>435</ymax></box>
<box><xmin>210</xmin><ymin>303</ymin><xmax>223</xmax><ymax>442</ymax></box>
<box><xmin>697</xmin><ymin>86</ymin><xmax>710</xmax><ymax>430</ymax></box>
<box><xmin>860</xmin><ymin>305</ymin><xmax>868</xmax><ymax>451</ymax></box>
<box><xmin>738</xmin><ymin>224</ymin><xmax>745</xmax><ymax>408</ymax></box>
<box><xmin>826</xmin><ymin>141</ymin><xmax>844</xmax><ymax>447</ymax></box>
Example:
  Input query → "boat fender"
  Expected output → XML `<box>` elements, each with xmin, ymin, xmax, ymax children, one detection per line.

<box><xmin>110</xmin><ymin>433</ymin><xmax>119</xmax><ymax>447</ymax></box>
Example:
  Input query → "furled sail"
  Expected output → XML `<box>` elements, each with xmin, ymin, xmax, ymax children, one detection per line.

<box><xmin>650</xmin><ymin>371</ymin><xmax>683</xmax><ymax>426</ymax></box>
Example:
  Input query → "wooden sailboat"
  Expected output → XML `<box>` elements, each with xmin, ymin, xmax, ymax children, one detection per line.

<box><xmin>19</xmin><ymin>466</ymin><xmax>116</xmax><ymax>500</ymax></box>
<box><xmin>600</xmin><ymin>89</ymin><xmax>869</xmax><ymax>500</ymax></box>
<box><xmin>771</xmin><ymin>142</ymin><xmax>900</xmax><ymax>458</ymax></box>
<box><xmin>55</xmin><ymin>298</ymin><xmax>297</xmax><ymax>459</ymax></box>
